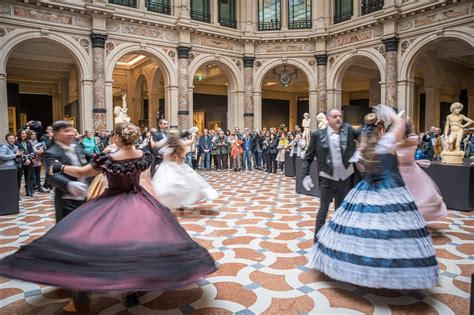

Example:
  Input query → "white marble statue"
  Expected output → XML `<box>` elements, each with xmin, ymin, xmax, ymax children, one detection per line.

<box><xmin>302</xmin><ymin>112</ymin><xmax>311</xmax><ymax>148</ymax></box>
<box><xmin>441</xmin><ymin>102</ymin><xmax>473</xmax><ymax>164</ymax></box>
<box><xmin>114</xmin><ymin>93</ymin><xmax>131</xmax><ymax>124</ymax></box>
<box><xmin>316</xmin><ymin>112</ymin><xmax>328</xmax><ymax>130</ymax></box>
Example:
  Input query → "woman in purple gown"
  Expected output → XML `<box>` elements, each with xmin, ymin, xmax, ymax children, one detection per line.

<box><xmin>0</xmin><ymin>122</ymin><xmax>216</xmax><ymax>292</ymax></box>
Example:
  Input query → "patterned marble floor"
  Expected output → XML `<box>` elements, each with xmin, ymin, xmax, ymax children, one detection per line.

<box><xmin>0</xmin><ymin>170</ymin><xmax>472</xmax><ymax>315</ymax></box>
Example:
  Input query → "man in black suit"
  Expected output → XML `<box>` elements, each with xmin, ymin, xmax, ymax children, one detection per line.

<box><xmin>44</xmin><ymin>120</ymin><xmax>89</xmax><ymax>222</ymax></box>
<box><xmin>44</xmin><ymin>120</ymin><xmax>91</xmax><ymax>311</ymax></box>
<box><xmin>302</xmin><ymin>109</ymin><xmax>360</xmax><ymax>242</ymax></box>
<box><xmin>149</xmin><ymin>118</ymin><xmax>169</xmax><ymax>177</ymax></box>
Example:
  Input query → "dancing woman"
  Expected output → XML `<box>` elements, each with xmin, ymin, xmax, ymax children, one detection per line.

<box><xmin>308</xmin><ymin>105</ymin><xmax>438</xmax><ymax>289</ymax></box>
<box><xmin>0</xmin><ymin>122</ymin><xmax>216</xmax><ymax>293</ymax></box>
<box><xmin>396</xmin><ymin>120</ymin><xmax>447</xmax><ymax>222</ymax></box>
<box><xmin>151</xmin><ymin>130</ymin><xmax>219</xmax><ymax>210</ymax></box>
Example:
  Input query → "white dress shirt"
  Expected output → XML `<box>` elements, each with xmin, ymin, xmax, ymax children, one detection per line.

<box><xmin>319</xmin><ymin>126</ymin><xmax>354</xmax><ymax>181</ymax></box>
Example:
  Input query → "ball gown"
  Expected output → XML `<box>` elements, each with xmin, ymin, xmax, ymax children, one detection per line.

<box><xmin>308</xmin><ymin>133</ymin><xmax>439</xmax><ymax>289</ymax></box>
<box><xmin>396</xmin><ymin>135</ymin><xmax>447</xmax><ymax>221</ymax></box>
<box><xmin>0</xmin><ymin>152</ymin><xmax>216</xmax><ymax>291</ymax></box>
<box><xmin>151</xmin><ymin>148</ymin><xmax>219</xmax><ymax>209</ymax></box>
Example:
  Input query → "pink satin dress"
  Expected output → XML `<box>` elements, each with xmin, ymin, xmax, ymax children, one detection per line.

<box><xmin>396</xmin><ymin>135</ymin><xmax>448</xmax><ymax>221</ymax></box>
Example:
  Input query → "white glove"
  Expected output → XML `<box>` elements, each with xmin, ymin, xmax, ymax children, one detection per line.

<box><xmin>302</xmin><ymin>175</ymin><xmax>314</xmax><ymax>191</ymax></box>
<box><xmin>397</xmin><ymin>110</ymin><xmax>406</xmax><ymax>118</ymax></box>
<box><xmin>67</xmin><ymin>181</ymin><xmax>88</xmax><ymax>198</ymax></box>
<box><xmin>373</xmin><ymin>104</ymin><xmax>396</xmax><ymax>127</ymax></box>
<box><xmin>189</xmin><ymin>126</ymin><xmax>199</xmax><ymax>134</ymax></box>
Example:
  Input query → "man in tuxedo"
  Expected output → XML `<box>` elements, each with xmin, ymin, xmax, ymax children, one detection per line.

<box><xmin>44</xmin><ymin>120</ymin><xmax>91</xmax><ymax>311</ymax></box>
<box><xmin>44</xmin><ymin>120</ymin><xmax>89</xmax><ymax>222</ymax></box>
<box><xmin>302</xmin><ymin>109</ymin><xmax>360</xmax><ymax>242</ymax></box>
<box><xmin>149</xmin><ymin>118</ymin><xmax>169</xmax><ymax>177</ymax></box>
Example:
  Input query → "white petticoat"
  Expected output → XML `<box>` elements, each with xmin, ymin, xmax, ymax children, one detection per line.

<box><xmin>151</xmin><ymin>160</ymin><xmax>219</xmax><ymax>209</ymax></box>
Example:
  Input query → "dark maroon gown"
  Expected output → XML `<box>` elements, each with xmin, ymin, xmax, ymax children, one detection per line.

<box><xmin>0</xmin><ymin>152</ymin><xmax>216</xmax><ymax>291</ymax></box>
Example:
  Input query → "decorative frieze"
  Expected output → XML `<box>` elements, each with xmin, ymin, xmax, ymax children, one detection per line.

<box><xmin>191</xmin><ymin>35</ymin><xmax>243</xmax><ymax>52</ymax></box>
<box><xmin>328</xmin><ymin>29</ymin><xmax>375</xmax><ymax>49</ymax></box>
<box><xmin>255</xmin><ymin>43</ymin><xmax>315</xmax><ymax>54</ymax></box>
<box><xmin>400</xmin><ymin>4</ymin><xmax>470</xmax><ymax>31</ymax></box>
<box><xmin>107</xmin><ymin>21</ymin><xmax>177</xmax><ymax>41</ymax></box>
<box><xmin>0</xmin><ymin>3</ymin><xmax>11</xmax><ymax>15</ymax></box>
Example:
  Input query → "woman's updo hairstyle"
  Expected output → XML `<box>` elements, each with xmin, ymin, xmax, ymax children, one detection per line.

<box><xmin>360</xmin><ymin>113</ymin><xmax>385</xmax><ymax>174</ymax></box>
<box><xmin>114</xmin><ymin>122</ymin><xmax>140</xmax><ymax>146</ymax></box>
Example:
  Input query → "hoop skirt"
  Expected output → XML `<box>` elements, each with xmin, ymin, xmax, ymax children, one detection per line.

<box><xmin>152</xmin><ymin>160</ymin><xmax>219</xmax><ymax>209</ymax></box>
<box><xmin>308</xmin><ymin>133</ymin><xmax>439</xmax><ymax>289</ymax></box>
<box><xmin>0</xmin><ymin>152</ymin><xmax>216</xmax><ymax>291</ymax></box>
<box><xmin>396</xmin><ymin>135</ymin><xmax>447</xmax><ymax>221</ymax></box>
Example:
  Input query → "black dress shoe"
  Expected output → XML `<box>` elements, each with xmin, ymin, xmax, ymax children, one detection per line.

<box><xmin>124</xmin><ymin>292</ymin><xmax>140</xmax><ymax>307</ymax></box>
<box><xmin>37</xmin><ymin>187</ymin><xmax>46</xmax><ymax>193</ymax></box>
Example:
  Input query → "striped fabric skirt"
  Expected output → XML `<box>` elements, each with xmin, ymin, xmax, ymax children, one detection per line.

<box><xmin>308</xmin><ymin>175</ymin><xmax>439</xmax><ymax>289</ymax></box>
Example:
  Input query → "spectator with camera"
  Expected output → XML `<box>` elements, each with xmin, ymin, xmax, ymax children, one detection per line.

<box><xmin>29</xmin><ymin>131</ymin><xmax>47</xmax><ymax>193</ymax></box>
<box><xmin>15</xmin><ymin>129</ymin><xmax>35</xmax><ymax>196</ymax></box>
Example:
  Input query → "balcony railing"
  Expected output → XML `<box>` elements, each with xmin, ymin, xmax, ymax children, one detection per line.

<box><xmin>361</xmin><ymin>0</ymin><xmax>384</xmax><ymax>15</ymax></box>
<box><xmin>258</xmin><ymin>20</ymin><xmax>281</xmax><ymax>31</ymax></box>
<box><xmin>219</xmin><ymin>17</ymin><xmax>237</xmax><ymax>29</ymax></box>
<box><xmin>146</xmin><ymin>0</ymin><xmax>171</xmax><ymax>15</ymax></box>
<box><xmin>288</xmin><ymin>20</ymin><xmax>312</xmax><ymax>29</ymax></box>
<box><xmin>191</xmin><ymin>10</ymin><xmax>211</xmax><ymax>23</ymax></box>
<box><xmin>109</xmin><ymin>0</ymin><xmax>137</xmax><ymax>8</ymax></box>
<box><xmin>334</xmin><ymin>9</ymin><xmax>352</xmax><ymax>23</ymax></box>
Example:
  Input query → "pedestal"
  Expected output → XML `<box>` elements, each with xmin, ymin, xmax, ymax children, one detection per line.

<box><xmin>423</xmin><ymin>160</ymin><xmax>474</xmax><ymax>211</ymax></box>
<box><xmin>0</xmin><ymin>166</ymin><xmax>20</xmax><ymax>215</ymax></box>
<box><xmin>295</xmin><ymin>158</ymin><xmax>320</xmax><ymax>197</ymax></box>
<box><xmin>440</xmin><ymin>150</ymin><xmax>465</xmax><ymax>164</ymax></box>
<box><xmin>284</xmin><ymin>152</ymin><xmax>294</xmax><ymax>177</ymax></box>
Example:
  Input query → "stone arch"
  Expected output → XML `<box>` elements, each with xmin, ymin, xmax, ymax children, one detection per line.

<box><xmin>399</xmin><ymin>27</ymin><xmax>474</xmax><ymax>82</ymax></box>
<box><xmin>105</xmin><ymin>43</ymin><xmax>177</xmax><ymax>87</ymax></box>
<box><xmin>0</xmin><ymin>29</ymin><xmax>91</xmax><ymax>79</ymax></box>
<box><xmin>254</xmin><ymin>58</ymin><xmax>317</xmax><ymax>130</ymax></box>
<box><xmin>254</xmin><ymin>58</ymin><xmax>316</xmax><ymax>92</ymax></box>
<box><xmin>327</xmin><ymin>49</ymin><xmax>386</xmax><ymax>91</ymax></box>
<box><xmin>397</xmin><ymin>28</ymin><xmax>474</xmax><ymax>129</ymax></box>
<box><xmin>188</xmin><ymin>55</ymin><xmax>243</xmax><ymax>92</ymax></box>
<box><xmin>0</xmin><ymin>29</ymin><xmax>93</xmax><ymax>133</ymax></box>
<box><xmin>105</xmin><ymin>44</ymin><xmax>178</xmax><ymax>127</ymax></box>
<box><xmin>188</xmin><ymin>54</ymin><xmax>244</xmax><ymax>130</ymax></box>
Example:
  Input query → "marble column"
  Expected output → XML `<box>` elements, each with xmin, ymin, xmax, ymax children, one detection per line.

<box><xmin>177</xmin><ymin>46</ymin><xmax>191</xmax><ymax>130</ymax></box>
<box><xmin>315</xmin><ymin>54</ymin><xmax>327</xmax><ymax>113</ymax></box>
<box><xmin>90</xmin><ymin>33</ymin><xmax>108</xmax><ymax>132</ymax></box>
<box><xmin>369</xmin><ymin>78</ymin><xmax>381</xmax><ymax>107</ymax></box>
<box><xmin>382</xmin><ymin>37</ymin><xmax>399</xmax><ymax>108</ymax></box>
<box><xmin>148</xmin><ymin>92</ymin><xmax>160</xmax><ymax>129</ymax></box>
<box><xmin>243</xmin><ymin>56</ymin><xmax>255</xmax><ymax>129</ymax></box>
<box><xmin>0</xmin><ymin>73</ymin><xmax>8</xmax><ymax>137</ymax></box>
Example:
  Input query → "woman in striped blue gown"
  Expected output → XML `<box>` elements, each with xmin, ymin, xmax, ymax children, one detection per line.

<box><xmin>308</xmin><ymin>105</ymin><xmax>438</xmax><ymax>289</ymax></box>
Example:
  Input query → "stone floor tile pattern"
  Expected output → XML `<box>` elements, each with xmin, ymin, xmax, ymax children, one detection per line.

<box><xmin>0</xmin><ymin>171</ymin><xmax>472</xmax><ymax>314</ymax></box>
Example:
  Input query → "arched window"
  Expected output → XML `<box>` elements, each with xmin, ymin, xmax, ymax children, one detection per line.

<box><xmin>258</xmin><ymin>0</ymin><xmax>281</xmax><ymax>31</ymax></box>
<box><xmin>146</xmin><ymin>0</ymin><xmax>171</xmax><ymax>14</ymax></box>
<box><xmin>219</xmin><ymin>0</ymin><xmax>237</xmax><ymax>28</ymax></box>
<box><xmin>288</xmin><ymin>0</ymin><xmax>312</xmax><ymax>29</ymax></box>
<box><xmin>334</xmin><ymin>0</ymin><xmax>352</xmax><ymax>23</ymax></box>
<box><xmin>191</xmin><ymin>0</ymin><xmax>211</xmax><ymax>23</ymax></box>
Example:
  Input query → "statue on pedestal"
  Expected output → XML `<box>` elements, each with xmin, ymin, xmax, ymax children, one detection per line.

<box><xmin>114</xmin><ymin>93</ymin><xmax>131</xmax><ymax>125</ymax></box>
<box><xmin>441</xmin><ymin>102</ymin><xmax>473</xmax><ymax>164</ymax></box>
<box><xmin>316</xmin><ymin>112</ymin><xmax>328</xmax><ymax>130</ymax></box>
<box><xmin>302</xmin><ymin>112</ymin><xmax>311</xmax><ymax>148</ymax></box>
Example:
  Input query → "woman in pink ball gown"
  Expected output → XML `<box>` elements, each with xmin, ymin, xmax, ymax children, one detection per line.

<box><xmin>396</xmin><ymin>122</ymin><xmax>447</xmax><ymax>221</ymax></box>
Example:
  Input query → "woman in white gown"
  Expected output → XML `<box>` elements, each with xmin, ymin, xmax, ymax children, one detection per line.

<box><xmin>151</xmin><ymin>132</ymin><xmax>219</xmax><ymax>209</ymax></box>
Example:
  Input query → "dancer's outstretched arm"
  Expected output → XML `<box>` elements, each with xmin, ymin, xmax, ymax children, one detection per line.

<box><xmin>51</xmin><ymin>162</ymin><xmax>100</xmax><ymax>178</ymax></box>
